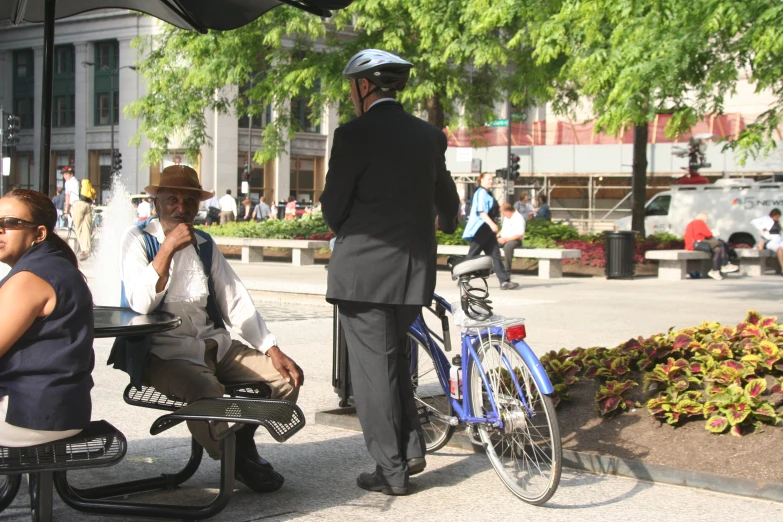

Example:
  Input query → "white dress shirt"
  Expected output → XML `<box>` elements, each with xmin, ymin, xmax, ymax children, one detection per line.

<box><xmin>119</xmin><ymin>219</ymin><xmax>277</xmax><ymax>366</ymax></box>
<box><xmin>137</xmin><ymin>200</ymin><xmax>151</xmax><ymax>219</ymax></box>
<box><xmin>64</xmin><ymin>177</ymin><xmax>79</xmax><ymax>205</ymax></box>
<box><xmin>500</xmin><ymin>211</ymin><xmax>526</xmax><ymax>239</ymax></box>
<box><xmin>219</xmin><ymin>194</ymin><xmax>238</xmax><ymax>214</ymax></box>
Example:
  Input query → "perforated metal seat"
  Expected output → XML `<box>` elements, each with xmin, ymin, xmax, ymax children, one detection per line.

<box><xmin>0</xmin><ymin>421</ymin><xmax>126</xmax><ymax>474</ymax></box>
<box><xmin>124</xmin><ymin>382</ymin><xmax>272</xmax><ymax>412</ymax></box>
<box><xmin>151</xmin><ymin>397</ymin><xmax>305</xmax><ymax>443</ymax></box>
<box><xmin>449</xmin><ymin>255</ymin><xmax>494</xmax><ymax>280</ymax></box>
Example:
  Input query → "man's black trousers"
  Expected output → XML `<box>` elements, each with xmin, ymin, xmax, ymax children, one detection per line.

<box><xmin>336</xmin><ymin>301</ymin><xmax>426</xmax><ymax>487</ymax></box>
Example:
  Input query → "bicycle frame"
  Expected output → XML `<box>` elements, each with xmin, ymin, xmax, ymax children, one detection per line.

<box><xmin>409</xmin><ymin>293</ymin><xmax>554</xmax><ymax>430</ymax></box>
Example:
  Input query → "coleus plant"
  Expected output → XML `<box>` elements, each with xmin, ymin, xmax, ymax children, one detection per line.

<box><xmin>595</xmin><ymin>379</ymin><xmax>637</xmax><ymax>416</ymax></box>
<box><xmin>647</xmin><ymin>389</ymin><xmax>704</xmax><ymax>425</ymax></box>
<box><xmin>703</xmin><ymin>380</ymin><xmax>779</xmax><ymax>437</ymax></box>
<box><xmin>643</xmin><ymin>358</ymin><xmax>702</xmax><ymax>394</ymax></box>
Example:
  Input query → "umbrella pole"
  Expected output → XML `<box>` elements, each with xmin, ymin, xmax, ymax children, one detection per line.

<box><xmin>39</xmin><ymin>0</ymin><xmax>56</xmax><ymax>195</ymax></box>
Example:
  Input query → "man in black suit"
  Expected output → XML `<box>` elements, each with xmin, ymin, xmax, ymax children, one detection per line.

<box><xmin>320</xmin><ymin>49</ymin><xmax>460</xmax><ymax>496</ymax></box>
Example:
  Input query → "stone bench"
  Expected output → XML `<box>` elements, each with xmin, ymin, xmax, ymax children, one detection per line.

<box><xmin>212</xmin><ymin>237</ymin><xmax>330</xmax><ymax>266</ymax></box>
<box><xmin>645</xmin><ymin>249</ymin><xmax>773</xmax><ymax>279</ymax></box>
<box><xmin>736</xmin><ymin>248</ymin><xmax>774</xmax><ymax>276</ymax></box>
<box><xmin>436</xmin><ymin>244</ymin><xmax>582</xmax><ymax>279</ymax></box>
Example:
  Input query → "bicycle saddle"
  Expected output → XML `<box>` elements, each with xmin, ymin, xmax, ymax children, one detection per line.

<box><xmin>448</xmin><ymin>255</ymin><xmax>494</xmax><ymax>280</ymax></box>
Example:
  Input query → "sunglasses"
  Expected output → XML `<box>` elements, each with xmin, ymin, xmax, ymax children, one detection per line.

<box><xmin>0</xmin><ymin>217</ymin><xmax>38</xmax><ymax>230</ymax></box>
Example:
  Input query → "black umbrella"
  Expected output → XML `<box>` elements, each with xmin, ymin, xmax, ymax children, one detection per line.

<box><xmin>1</xmin><ymin>0</ymin><xmax>354</xmax><ymax>193</ymax></box>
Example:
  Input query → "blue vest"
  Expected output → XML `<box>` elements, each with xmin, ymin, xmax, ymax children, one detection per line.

<box><xmin>0</xmin><ymin>241</ymin><xmax>94</xmax><ymax>430</ymax></box>
<box><xmin>108</xmin><ymin>220</ymin><xmax>224</xmax><ymax>389</ymax></box>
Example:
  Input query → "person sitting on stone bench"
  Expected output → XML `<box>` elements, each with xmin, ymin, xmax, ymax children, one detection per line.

<box><xmin>684</xmin><ymin>211</ymin><xmax>738</xmax><ymax>281</ymax></box>
<box><xmin>0</xmin><ymin>190</ymin><xmax>94</xmax><ymax>448</ymax></box>
<box><xmin>113</xmin><ymin>165</ymin><xmax>304</xmax><ymax>493</ymax></box>
<box><xmin>753</xmin><ymin>208</ymin><xmax>783</xmax><ymax>275</ymax></box>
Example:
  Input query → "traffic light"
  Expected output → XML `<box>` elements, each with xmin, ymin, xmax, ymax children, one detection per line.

<box><xmin>4</xmin><ymin>115</ymin><xmax>20</xmax><ymax>147</ymax></box>
<box><xmin>509</xmin><ymin>154</ymin><xmax>521</xmax><ymax>180</ymax></box>
<box><xmin>495</xmin><ymin>167</ymin><xmax>507</xmax><ymax>178</ymax></box>
<box><xmin>112</xmin><ymin>151</ymin><xmax>122</xmax><ymax>171</ymax></box>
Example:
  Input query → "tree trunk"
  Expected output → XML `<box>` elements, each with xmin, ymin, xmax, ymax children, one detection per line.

<box><xmin>426</xmin><ymin>95</ymin><xmax>444</xmax><ymax>129</ymax></box>
<box><xmin>631</xmin><ymin>123</ymin><xmax>649</xmax><ymax>238</ymax></box>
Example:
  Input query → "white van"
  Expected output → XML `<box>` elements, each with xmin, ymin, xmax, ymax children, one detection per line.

<box><xmin>614</xmin><ymin>179</ymin><xmax>783</xmax><ymax>246</ymax></box>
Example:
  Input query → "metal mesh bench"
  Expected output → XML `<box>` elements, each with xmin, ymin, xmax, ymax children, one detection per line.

<box><xmin>123</xmin><ymin>381</ymin><xmax>272</xmax><ymax>412</ymax></box>
<box><xmin>151</xmin><ymin>397</ymin><xmax>305</xmax><ymax>443</ymax></box>
<box><xmin>0</xmin><ymin>420</ymin><xmax>126</xmax><ymax>522</ymax></box>
<box><xmin>53</xmin><ymin>398</ymin><xmax>305</xmax><ymax>520</ymax></box>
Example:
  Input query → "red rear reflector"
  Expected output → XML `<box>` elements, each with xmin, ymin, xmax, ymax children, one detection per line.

<box><xmin>506</xmin><ymin>324</ymin><xmax>527</xmax><ymax>341</ymax></box>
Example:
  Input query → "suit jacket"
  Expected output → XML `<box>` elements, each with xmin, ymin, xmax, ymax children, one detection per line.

<box><xmin>321</xmin><ymin>101</ymin><xmax>460</xmax><ymax>305</ymax></box>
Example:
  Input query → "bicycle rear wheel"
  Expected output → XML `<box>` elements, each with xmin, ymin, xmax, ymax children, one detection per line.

<box><xmin>468</xmin><ymin>338</ymin><xmax>561</xmax><ymax>505</ymax></box>
<box><xmin>408</xmin><ymin>333</ymin><xmax>454</xmax><ymax>452</ymax></box>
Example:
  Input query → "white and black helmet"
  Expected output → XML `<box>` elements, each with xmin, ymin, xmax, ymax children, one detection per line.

<box><xmin>343</xmin><ymin>49</ymin><xmax>413</xmax><ymax>92</ymax></box>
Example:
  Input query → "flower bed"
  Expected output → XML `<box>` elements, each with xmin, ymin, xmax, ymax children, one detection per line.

<box><xmin>540</xmin><ymin>311</ymin><xmax>783</xmax><ymax>437</ymax></box>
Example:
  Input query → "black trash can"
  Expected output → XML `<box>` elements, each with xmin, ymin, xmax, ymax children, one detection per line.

<box><xmin>332</xmin><ymin>305</ymin><xmax>353</xmax><ymax>407</ymax></box>
<box><xmin>605</xmin><ymin>231</ymin><xmax>636</xmax><ymax>279</ymax></box>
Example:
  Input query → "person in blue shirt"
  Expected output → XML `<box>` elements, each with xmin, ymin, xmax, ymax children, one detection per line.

<box><xmin>536</xmin><ymin>194</ymin><xmax>552</xmax><ymax>221</ymax></box>
<box><xmin>462</xmin><ymin>172</ymin><xmax>519</xmax><ymax>290</ymax></box>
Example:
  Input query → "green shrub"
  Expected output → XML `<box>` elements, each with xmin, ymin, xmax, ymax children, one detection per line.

<box><xmin>197</xmin><ymin>213</ymin><xmax>333</xmax><ymax>240</ymax></box>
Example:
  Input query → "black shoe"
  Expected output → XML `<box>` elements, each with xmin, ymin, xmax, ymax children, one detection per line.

<box><xmin>234</xmin><ymin>455</ymin><xmax>284</xmax><ymax>493</ymax></box>
<box><xmin>357</xmin><ymin>471</ymin><xmax>409</xmax><ymax>496</ymax></box>
<box><xmin>501</xmin><ymin>281</ymin><xmax>519</xmax><ymax>290</ymax></box>
<box><xmin>235</xmin><ymin>426</ymin><xmax>273</xmax><ymax>470</ymax></box>
<box><xmin>407</xmin><ymin>457</ymin><xmax>426</xmax><ymax>476</ymax></box>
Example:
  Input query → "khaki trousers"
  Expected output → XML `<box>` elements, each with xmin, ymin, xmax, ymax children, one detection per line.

<box><xmin>71</xmin><ymin>200</ymin><xmax>92</xmax><ymax>254</ymax></box>
<box><xmin>145</xmin><ymin>339</ymin><xmax>299</xmax><ymax>459</ymax></box>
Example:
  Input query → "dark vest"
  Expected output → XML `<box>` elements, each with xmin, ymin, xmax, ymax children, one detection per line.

<box><xmin>108</xmin><ymin>220</ymin><xmax>224</xmax><ymax>389</ymax></box>
<box><xmin>0</xmin><ymin>241</ymin><xmax>94</xmax><ymax>431</ymax></box>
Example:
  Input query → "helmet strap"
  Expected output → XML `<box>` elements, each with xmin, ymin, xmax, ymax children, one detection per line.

<box><xmin>355</xmin><ymin>79</ymin><xmax>384</xmax><ymax>115</ymax></box>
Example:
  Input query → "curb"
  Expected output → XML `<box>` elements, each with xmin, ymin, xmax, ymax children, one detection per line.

<box><xmin>314</xmin><ymin>407</ymin><xmax>783</xmax><ymax>503</ymax></box>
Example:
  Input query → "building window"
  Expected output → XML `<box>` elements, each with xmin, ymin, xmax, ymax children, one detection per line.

<box><xmin>96</xmin><ymin>41</ymin><xmax>118</xmax><ymax>70</ymax></box>
<box><xmin>55</xmin><ymin>45</ymin><xmax>75</xmax><ymax>75</ymax></box>
<box><xmin>14</xmin><ymin>50</ymin><xmax>32</xmax><ymax>78</ymax></box>
<box><xmin>95</xmin><ymin>92</ymin><xmax>119</xmax><ymax>126</ymax></box>
<box><xmin>53</xmin><ymin>95</ymin><xmax>75</xmax><ymax>127</ymax></box>
<box><xmin>13</xmin><ymin>98</ymin><xmax>34</xmax><ymax>129</ymax></box>
<box><xmin>289</xmin><ymin>156</ymin><xmax>315</xmax><ymax>202</ymax></box>
<box><xmin>291</xmin><ymin>97</ymin><xmax>320</xmax><ymax>133</ymax></box>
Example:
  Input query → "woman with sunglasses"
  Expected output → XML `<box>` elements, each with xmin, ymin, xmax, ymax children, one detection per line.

<box><xmin>0</xmin><ymin>190</ymin><xmax>94</xmax><ymax>446</ymax></box>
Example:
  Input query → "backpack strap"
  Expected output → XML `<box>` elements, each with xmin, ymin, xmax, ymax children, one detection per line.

<box><xmin>120</xmin><ymin>219</ymin><xmax>164</xmax><ymax>309</ymax></box>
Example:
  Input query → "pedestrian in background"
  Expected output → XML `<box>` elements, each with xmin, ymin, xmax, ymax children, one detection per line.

<box><xmin>684</xmin><ymin>211</ymin><xmax>738</xmax><ymax>280</ymax></box>
<box><xmin>51</xmin><ymin>188</ymin><xmax>65</xmax><ymax>228</ymax></box>
<box><xmin>535</xmin><ymin>194</ymin><xmax>552</xmax><ymax>221</ymax></box>
<box><xmin>459</xmin><ymin>198</ymin><xmax>468</xmax><ymax>222</ymax></box>
<box><xmin>497</xmin><ymin>202</ymin><xmax>525</xmax><ymax>274</ymax></box>
<box><xmin>203</xmin><ymin>190</ymin><xmax>220</xmax><ymax>226</ymax></box>
<box><xmin>252</xmin><ymin>197</ymin><xmax>272</xmax><ymax>221</ymax></box>
<box><xmin>463</xmin><ymin>172</ymin><xmax>519</xmax><ymax>290</ymax></box>
<box><xmin>219</xmin><ymin>189</ymin><xmax>237</xmax><ymax>224</ymax></box>
<box><xmin>284</xmin><ymin>196</ymin><xmax>297</xmax><ymax>221</ymax></box>
<box><xmin>514</xmin><ymin>192</ymin><xmax>535</xmax><ymax>220</ymax></box>
<box><xmin>238</xmin><ymin>199</ymin><xmax>253</xmax><ymax>221</ymax></box>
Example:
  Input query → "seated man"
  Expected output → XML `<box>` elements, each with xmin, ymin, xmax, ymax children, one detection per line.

<box><xmin>497</xmin><ymin>203</ymin><xmax>526</xmax><ymax>274</ymax></box>
<box><xmin>116</xmin><ymin>165</ymin><xmax>303</xmax><ymax>493</ymax></box>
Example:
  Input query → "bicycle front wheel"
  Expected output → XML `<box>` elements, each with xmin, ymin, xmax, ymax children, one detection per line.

<box><xmin>408</xmin><ymin>333</ymin><xmax>454</xmax><ymax>452</ymax></box>
<box><xmin>468</xmin><ymin>338</ymin><xmax>561</xmax><ymax>505</ymax></box>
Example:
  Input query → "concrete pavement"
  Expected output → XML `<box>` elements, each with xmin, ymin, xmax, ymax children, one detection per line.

<box><xmin>3</xmin><ymin>260</ymin><xmax>782</xmax><ymax>520</ymax></box>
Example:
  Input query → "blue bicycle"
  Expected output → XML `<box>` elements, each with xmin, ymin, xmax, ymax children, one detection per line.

<box><xmin>407</xmin><ymin>256</ymin><xmax>562</xmax><ymax>505</ymax></box>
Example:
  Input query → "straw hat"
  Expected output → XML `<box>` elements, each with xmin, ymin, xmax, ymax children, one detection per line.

<box><xmin>144</xmin><ymin>165</ymin><xmax>212</xmax><ymax>201</ymax></box>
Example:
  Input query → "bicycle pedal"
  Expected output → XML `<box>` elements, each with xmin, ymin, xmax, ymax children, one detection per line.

<box><xmin>417</xmin><ymin>405</ymin><xmax>431</xmax><ymax>425</ymax></box>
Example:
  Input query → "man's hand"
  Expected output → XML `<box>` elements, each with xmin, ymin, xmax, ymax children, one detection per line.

<box><xmin>266</xmin><ymin>346</ymin><xmax>304</xmax><ymax>388</ymax></box>
<box><xmin>162</xmin><ymin>223</ymin><xmax>197</xmax><ymax>254</ymax></box>
<box><xmin>498</xmin><ymin>237</ymin><xmax>506</xmax><ymax>245</ymax></box>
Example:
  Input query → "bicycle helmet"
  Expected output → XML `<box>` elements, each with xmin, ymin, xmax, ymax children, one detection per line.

<box><xmin>343</xmin><ymin>49</ymin><xmax>413</xmax><ymax>114</ymax></box>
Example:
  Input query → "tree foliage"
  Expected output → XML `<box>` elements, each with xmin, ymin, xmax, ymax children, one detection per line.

<box><xmin>127</xmin><ymin>0</ymin><xmax>534</xmax><ymax>166</ymax></box>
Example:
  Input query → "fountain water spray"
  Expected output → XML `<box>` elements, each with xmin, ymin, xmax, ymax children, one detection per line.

<box><xmin>91</xmin><ymin>174</ymin><xmax>137</xmax><ymax>305</ymax></box>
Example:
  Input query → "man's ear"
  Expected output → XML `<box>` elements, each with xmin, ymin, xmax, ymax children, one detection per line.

<box><xmin>360</xmin><ymin>78</ymin><xmax>373</xmax><ymax>96</ymax></box>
